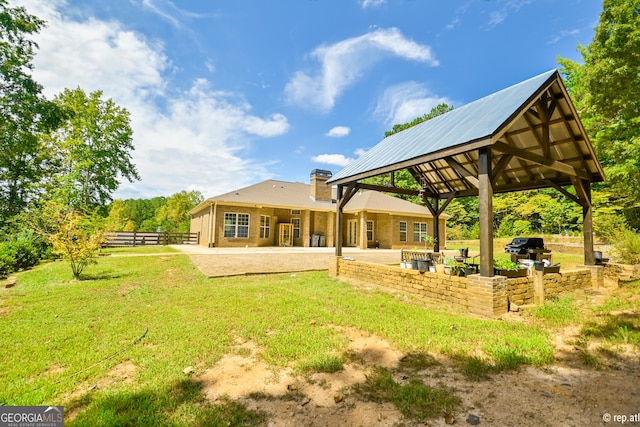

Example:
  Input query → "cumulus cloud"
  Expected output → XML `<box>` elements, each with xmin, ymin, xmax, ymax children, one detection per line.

<box><xmin>373</xmin><ymin>81</ymin><xmax>452</xmax><ymax>127</ymax></box>
<box><xmin>312</xmin><ymin>154</ymin><xmax>354</xmax><ymax>167</ymax></box>
<box><xmin>285</xmin><ymin>27</ymin><xmax>438</xmax><ymax>111</ymax></box>
<box><xmin>326</xmin><ymin>126</ymin><xmax>351</xmax><ymax>137</ymax></box>
<box><xmin>312</xmin><ymin>148</ymin><xmax>366</xmax><ymax>167</ymax></box>
<box><xmin>21</xmin><ymin>0</ymin><xmax>288</xmax><ymax>198</ymax></box>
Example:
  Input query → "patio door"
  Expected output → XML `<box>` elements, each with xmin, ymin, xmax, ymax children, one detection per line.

<box><xmin>279</xmin><ymin>223</ymin><xmax>293</xmax><ymax>247</ymax></box>
<box><xmin>347</xmin><ymin>219</ymin><xmax>358</xmax><ymax>246</ymax></box>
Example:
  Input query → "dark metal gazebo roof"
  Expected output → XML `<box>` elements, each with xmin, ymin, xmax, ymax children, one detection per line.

<box><xmin>328</xmin><ymin>69</ymin><xmax>605</xmax><ymax>275</ymax></box>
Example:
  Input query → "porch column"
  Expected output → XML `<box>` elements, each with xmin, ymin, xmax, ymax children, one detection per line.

<box><xmin>303</xmin><ymin>209</ymin><xmax>311</xmax><ymax>247</ymax></box>
<box><xmin>359</xmin><ymin>211</ymin><xmax>367</xmax><ymax>249</ymax></box>
<box><xmin>478</xmin><ymin>147</ymin><xmax>494</xmax><ymax>277</ymax></box>
<box><xmin>335</xmin><ymin>185</ymin><xmax>344</xmax><ymax>256</ymax></box>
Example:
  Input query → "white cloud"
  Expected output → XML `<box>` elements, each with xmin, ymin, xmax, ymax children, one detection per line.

<box><xmin>360</xmin><ymin>0</ymin><xmax>386</xmax><ymax>8</ymax></box>
<box><xmin>312</xmin><ymin>154</ymin><xmax>354</xmax><ymax>167</ymax></box>
<box><xmin>373</xmin><ymin>81</ymin><xmax>452</xmax><ymax>127</ymax></box>
<box><xmin>21</xmin><ymin>0</ymin><xmax>289</xmax><ymax>198</ymax></box>
<box><xmin>547</xmin><ymin>28</ymin><xmax>580</xmax><ymax>45</ymax></box>
<box><xmin>326</xmin><ymin>126</ymin><xmax>351</xmax><ymax>137</ymax></box>
<box><xmin>486</xmin><ymin>0</ymin><xmax>532</xmax><ymax>29</ymax></box>
<box><xmin>285</xmin><ymin>27</ymin><xmax>438</xmax><ymax>111</ymax></box>
<box><xmin>312</xmin><ymin>148</ymin><xmax>365</xmax><ymax>167</ymax></box>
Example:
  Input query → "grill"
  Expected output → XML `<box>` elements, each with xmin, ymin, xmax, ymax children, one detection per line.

<box><xmin>505</xmin><ymin>237</ymin><xmax>546</xmax><ymax>255</ymax></box>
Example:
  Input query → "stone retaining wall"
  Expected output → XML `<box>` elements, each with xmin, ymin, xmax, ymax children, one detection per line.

<box><xmin>330</xmin><ymin>257</ymin><xmax>594</xmax><ymax>317</ymax></box>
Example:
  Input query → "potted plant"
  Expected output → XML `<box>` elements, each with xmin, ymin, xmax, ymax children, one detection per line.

<box><xmin>494</xmin><ymin>258</ymin><xmax>527</xmax><ymax>278</ymax></box>
<box><xmin>443</xmin><ymin>256</ymin><xmax>456</xmax><ymax>275</ymax></box>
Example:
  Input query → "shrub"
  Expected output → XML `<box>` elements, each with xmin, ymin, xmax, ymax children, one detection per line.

<box><xmin>0</xmin><ymin>231</ymin><xmax>44</xmax><ymax>278</ymax></box>
<box><xmin>594</xmin><ymin>214</ymin><xmax>627</xmax><ymax>243</ymax></box>
<box><xmin>612</xmin><ymin>229</ymin><xmax>640</xmax><ymax>264</ymax></box>
<box><xmin>0</xmin><ymin>247</ymin><xmax>16</xmax><ymax>279</ymax></box>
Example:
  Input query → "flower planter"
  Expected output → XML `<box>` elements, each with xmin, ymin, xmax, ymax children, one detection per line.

<box><xmin>494</xmin><ymin>268</ymin><xmax>528</xmax><ymax>278</ymax></box>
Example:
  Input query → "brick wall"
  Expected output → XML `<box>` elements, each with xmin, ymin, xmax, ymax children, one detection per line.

<box><xmin>330</xmin><ymin>257</ymin><xmax>594</xmax><ymax>317</ymax></box>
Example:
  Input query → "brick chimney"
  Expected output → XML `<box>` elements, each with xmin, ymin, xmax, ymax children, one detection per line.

<box><xmin>310</xmin><ymin>169</ymin><xmax>332</xmax><ymax>202</ymax></box>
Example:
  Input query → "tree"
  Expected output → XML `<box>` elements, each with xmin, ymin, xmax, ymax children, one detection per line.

<box><xmin>47</xmin><ymin>88</ymin><xmax>140</xmax><ymax>211</ymax></box>
<box><xmin>155</xmin><ymin>190</ymin><xmax>203</xmax><ymax>232</ymax></box>
<box><xmin>36</xmin><ymin>200</ymin><xmax>106</xmax><ymax>279</ymax></box>
<box><xmin>385</xmin><ymin>103</ymin><xmax>453</xmax><ymax>137</ymax></box>
<box><xmin>0</xmin><ymin>1</ymin><xmax>64</xmax><ymax>221</ymax></box>
<box><xmin>559</xmin><ymin>0</ymin><xmax>640</xmax><ymax>225</ymax></box>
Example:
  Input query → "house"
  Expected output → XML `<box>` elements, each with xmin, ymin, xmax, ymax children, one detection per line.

<box><xmin>189</xmin><ymin>169</ymin><xmax>446</xmax><ymax>249</ymax></box>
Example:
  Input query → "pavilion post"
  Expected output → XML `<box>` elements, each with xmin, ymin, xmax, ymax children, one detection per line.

<box><xmin>433</xmin><ymin>197</ymin><xmax>440</xmax><ymax>252</ymax></box>
<box><xmin>335</xmin><ymin>185</ymin><xmax>344</xmax><ymax>256</ymax></box>
<box><xmin>478</xmin><ymin>147</ymin><xmax>494</xmax><ymax>277</ymax></box>
<box><xmin>582</xmin><ymin>180</ymin><xmax>595</xmax><ymax>265</ymax></box>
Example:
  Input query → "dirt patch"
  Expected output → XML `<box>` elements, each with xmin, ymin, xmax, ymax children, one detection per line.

<box><xmin>197</xmin><ymin>328</ymin><xmax>639</xmax><ymax>427</ymax></box>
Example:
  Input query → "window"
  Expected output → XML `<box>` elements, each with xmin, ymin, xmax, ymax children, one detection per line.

<box><xmin>366</xmin><ymin>221</ymin><xmax>374</xmax><ymax>241</ymax></box>
<box><xmin>399</xmin><ymin>221</ymin><xmax>407</xmax><ymax>242</ymax></box>
<box><xmin>292</xmin><ymin>217</ymin><xmax>301</xmax><ymax>239</ymax></box>
<box><xmin>224</xmin><ymin>213</ymin><xmax>249</xmax><ymax>238</ymax></box>
<box><xmin>260</xmin><ymin>215</ymin><xmax>270</xmax><ymax>239</ymax></box>
<box><xmin>291</xmin><ymin>209</ymin><xmax>301</xmax><ymax>215</ymax></box>
<box><xmin>413</xmin><ymin>222</ymin><xmax>428</xmax><ymax>243</ymax></box>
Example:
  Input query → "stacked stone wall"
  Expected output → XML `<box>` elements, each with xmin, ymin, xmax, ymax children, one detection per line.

<box><xmin>331</xmin><ymin>257</ymin><xmax>594</xmax><ymax>317</ymax></box>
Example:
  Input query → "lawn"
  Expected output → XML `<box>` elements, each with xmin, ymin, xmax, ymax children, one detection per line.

<box><xmin>0</xmin><ymin>251</ymin><xmax>637</xmax><ymax>425</ymax></box>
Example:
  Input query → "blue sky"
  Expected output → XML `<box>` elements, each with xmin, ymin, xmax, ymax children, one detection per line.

<box><xmin>16</xmin><ymin>0</ymin><xmax>602</xmax><ymax>200</ymax></box>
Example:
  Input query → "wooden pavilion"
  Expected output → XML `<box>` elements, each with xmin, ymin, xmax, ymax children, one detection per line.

<box><xmin>327</xmin><ymin>69</ymin><xmax>605</xmax><ymax>277</ymax></box>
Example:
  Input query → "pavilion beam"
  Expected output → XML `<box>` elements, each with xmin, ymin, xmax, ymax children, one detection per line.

<box><xmin>356</xmin><ymin>182</ymin><xmax>419</xmax><ymax>197</ymax></box>
<box><xmin>445</xmin><ymin>157</ymin><xmax>480</xmax><ymax>188</ymax></box>
<box><xmin>478</xmin><ymin>147</ymin><xmax>494</xmax><ymax>277</ymax></box>
<box><xmin>491</xmin><ymin>154</ymin><xmax>513</xmax><ymax>185</ymax></box>
<box><xmin>492</xmin><ymin>141</ymin><xmax>589</xmax><ymax>181</ymax></box>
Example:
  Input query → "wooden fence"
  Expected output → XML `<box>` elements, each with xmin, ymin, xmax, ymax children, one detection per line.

<box><xmin>103</xmin><ymin>231</ymin><xmax>199</xmax><ymax>247</ymax></box>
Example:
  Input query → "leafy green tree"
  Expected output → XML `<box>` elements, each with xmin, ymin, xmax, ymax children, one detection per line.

<box><xmin>155</xmin><ymin>190</ymin><xmax>203</xmax><ymax>232</ymax></box>
<box><xmin>559</xmin><ymin>0</ymin><xmax>640</xmax><ymax>226</ymax></box>
<box><xmin>47</xmin><ymin>88</ymin><xmax>140</xmax><ymax>211</ymax></box>
<box><xmin>0</xmin><ymin>1</ymin><xmax>63</xmax><ymax>221</ymax></box>
<box><xmin>385</xmin><ymin>103</ymin><xmax>453</xmax><ymax>137</ymax></box>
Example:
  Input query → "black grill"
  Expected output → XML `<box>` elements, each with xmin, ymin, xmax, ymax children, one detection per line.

<box><xmin>505</xmin><ymin>237</ymin><xmax>545</xmax><ymax>255</ymax></box>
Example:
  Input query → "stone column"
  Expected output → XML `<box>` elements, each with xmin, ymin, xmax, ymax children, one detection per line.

<box><xmin>466</xmin><ymin>274</ymin><xmax>508</xmax><ymax>317</ymax></box>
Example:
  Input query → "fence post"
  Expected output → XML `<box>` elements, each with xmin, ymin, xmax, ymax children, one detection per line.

<box><xmin>133</xmin><ymin>231</ymin><xmax>137</xmax><ymax>247</ymax></box>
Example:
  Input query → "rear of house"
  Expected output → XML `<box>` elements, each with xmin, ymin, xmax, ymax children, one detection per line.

<box><xmin>190</xmin><ymin>170</ymin><xmax>446</xmax><ymax>249</ymax></box>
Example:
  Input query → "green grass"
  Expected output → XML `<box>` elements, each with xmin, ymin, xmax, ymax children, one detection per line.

<box><xmin>352</xmin><ymin>366</ymin><xmax>461</xmax><ymax>420</ymax></box>
<box><xmin>1</xmin><ymin>254</ymin><xmax>557</xmax><ymax>424</ymax></box>
<box><xmin>531</xmin><ymin>296</ymin><xmax>581</xmax><ymax>327</ymax></box>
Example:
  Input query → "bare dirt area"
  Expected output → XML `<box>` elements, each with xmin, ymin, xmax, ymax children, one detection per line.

<box><xmin>194</xmin><ymin>325</ymin><xmax>639</xmax><ymax>427</ymax></box>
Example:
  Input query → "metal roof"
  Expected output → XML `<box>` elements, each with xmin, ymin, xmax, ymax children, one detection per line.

<box><xmin>327</xmin><ymin>69</ymin><xmax>605</xmax><ymax>197</ymax></box>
